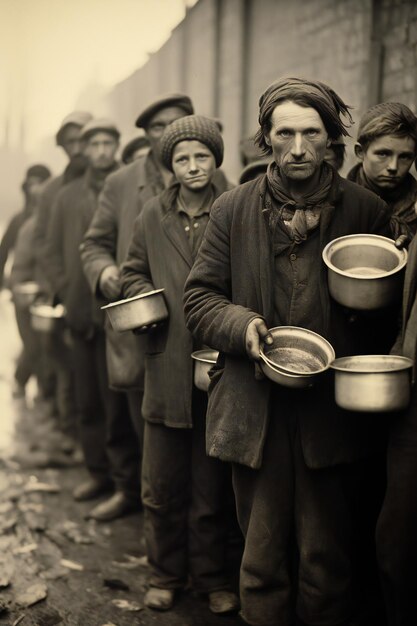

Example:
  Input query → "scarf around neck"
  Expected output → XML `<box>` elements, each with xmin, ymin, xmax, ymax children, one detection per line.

<box><xmin>347</xmin><ymin>163</ymin><xmax>417</xmax><ymax>238</ymax></box>
<box><xmin>266</xmin><ymin>161</ymin><xmax>334</xmax><ymax>243</ymax></box>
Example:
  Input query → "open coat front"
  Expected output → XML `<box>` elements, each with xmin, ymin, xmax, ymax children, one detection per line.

<box><xmin>184</xmin><ymin>173</ymin><xmax>392</xmax><ymax>469</ymax></box>
<box><xmin>121</xmin><ymin>183</ymin><xmax>222</xmax><ymax>429</ymax></box>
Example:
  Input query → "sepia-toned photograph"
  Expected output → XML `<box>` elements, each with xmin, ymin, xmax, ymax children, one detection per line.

<box><xmin>0</xmin><ymin>0</ymin><xmax>416</xmax><ymax>624</ymax></box>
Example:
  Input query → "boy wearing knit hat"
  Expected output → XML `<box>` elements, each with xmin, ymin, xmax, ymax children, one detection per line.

<box><xmin>121</xmin><ymin>115</ymin><xmax>239</xmax><ymax>615</ymax></box>
<box><xmin>347</xmin><ymin>102</ymin><xmax>417</xmax><ymax>240</ymax></box>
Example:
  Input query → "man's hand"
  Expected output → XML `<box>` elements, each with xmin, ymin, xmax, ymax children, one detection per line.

<box><xmin>99</xmin><ymin>265</ymin><xmax>122</xmax><ymax>300</ymax></box>
<box><xmin>394</xmin><ymin>234</ymin><xmax>409</xmax><ymax>250</ymax></box>
<box><xmin>245</xmin><ymin>318</ymin><xmax>273</xmax><ymax>360</ymax></box>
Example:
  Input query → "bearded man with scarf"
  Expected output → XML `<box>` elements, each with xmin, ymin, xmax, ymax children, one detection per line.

<box><xmin>44</xmin><ymin>119</ymin><xmax>141</xmax><ymax>521</ymax></box>
<box><xmin>184</xmin><ymin>78</ymin><xmax>393</xmax><ymax>626</ymax></box>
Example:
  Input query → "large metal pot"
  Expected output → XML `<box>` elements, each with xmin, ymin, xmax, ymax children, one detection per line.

<box><xmin>331</xmin><ymin>355</ymin><xmax>413</xmax><ymax>412</ymax></box>
<box><xmin>259</xmin><ymin>326</ymin><xmax>335</xmax><ymax>388</ymax></box>
<box><xmin>322</xmin><ymin>234</ymin><xmax>407</xmax><ymax>310</ymax></box>
<box><xmin>191</xmin><ymin>349</ymin><xmax>219</xmax><ymax>392</ymax></box>
<box><xmin>101</xmin><ymin>289</ymin><xmax>168</xmax><ymax>332</ymax></box>
<box><xmin>12</xmin><ymin>282</ymin><xmax>40</xmax><ymax>308</ymax></box>
<box><xmin>30</xmin><ymin>304</ymin><xmax>66</xmax><ymax>333</ymax></box>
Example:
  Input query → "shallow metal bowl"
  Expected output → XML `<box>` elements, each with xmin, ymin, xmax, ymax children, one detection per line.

<box><xmin>191</xmin><ymin>349</ymin><xmax>219</xmax><ymax>392</ymax></box>
<box><xmin>101</xmin><ymin>289</ymin><xmax>168</xmax><ymax>332</ymax></box>
<box><xmin>259</xmin><ymin>326</ymin><xmax>335</xmax><ymax>388</ymax></box>
<box><xmin>12</xmin><ymin>282</ymin><xmax>40</xmax><ymax>308</ymax></box>
<box><xmin>331</xmin><ymin>354</ymin><xmax>413</xmax><ymax>413</ymax></box>
<box><xmin>30</xmin><ymin>304</ymin><xmax>66</xmax><ymax>333</ymax></box>
<box><xmin>322</xmin><ymin>234</ymin><xmax>407</xmax><ymax>310</ymax></box>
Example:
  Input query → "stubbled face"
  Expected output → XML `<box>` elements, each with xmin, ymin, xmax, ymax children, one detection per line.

<box><xmin>172</xmin><ymin>140</ymin><xmax>216</xmax><ymax>191</ymax></box>
<box><xmin>84</xmin><ymin>131</ymin><xmax>119</xmax><ymax>170</ymax></box>
<box><xmin>60</xmin><ymin>124</ymin><xmax>86</xmax><ymax>158</ymax></box>
<box><xmin>265</xmin><ymin>101</ymin><xmax>330</xmax><ymax>180</ymax></box>
<box><xmin>357</xmin><ymin>135</ymin><xmax>416</xmax><ymax>189</ymax></box>
<box><xmin>145</xmin><ymin>106</ymin><xmax>189</xmax><ymax>160</ymax></box>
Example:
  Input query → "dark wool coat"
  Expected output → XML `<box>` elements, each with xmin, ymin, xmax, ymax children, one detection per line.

<box><xmin>80</xmin><ymin>153</ymin><xmax>166</xmax><ymax>389</ymax></box>
<box><xmin>121</xmin><ymin>182</ymin><xmax>222</xmax><ymax>428</ymax></box>
<box><xmin>392</xmin><ymin>236</ymin><xmax>417</xmax><ymax>371</ymax></box>
<box><xmin>33</xmin><ymin>174</ymin><xmax>65</xmax><ymax>284</ymax></box>
<box><xmin>184</xmin><ymin>173</ymin><xmax>392</xmax><ymax>469</ymax></box>
<box><xmin>43</xmin><ymin>171</ymin><xmax>106</xmax><ymax>336</ymax></box>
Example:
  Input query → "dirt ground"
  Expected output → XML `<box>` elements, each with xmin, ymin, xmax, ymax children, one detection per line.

<box><xmin>0</xmin><ymin>291</ymin><xmax>241</xmax><ymax>626</ymax></box>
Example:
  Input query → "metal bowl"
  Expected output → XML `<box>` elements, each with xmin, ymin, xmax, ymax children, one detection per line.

<box><xmin>30</xmin><ymin>304</ymin><xmax>66</xmax><ymax>333</ymax></box>
<box><xmin>322</xmin><ymin>234</ymin><xmax>407</xmax><ymax>310</ymax></box>
<box><xmin>331</xmin><ymin>354</ymin><xmax>413</xmax><ymax>412</ymax></box>
<box><xmin>259</xmin><ymin>326</ymin><xmax>335</xmax><ymax>388</ymax></box>
<box><xmin>101</xmin><ymin>289</ymin><xmax>168</xmax><ymax>332</ymax></box>
<box><xmin>191</xmin><ymin>349</ymin><xmax>219</xmax><ymax>392</ymax></box>
<box><xmin>12</xmin><ymin>282</ymin><xmax>40</xmax><ymax>308</ymax></box>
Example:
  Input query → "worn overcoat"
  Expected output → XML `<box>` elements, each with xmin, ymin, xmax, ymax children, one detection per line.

<box><xmin>184</xmin><ymin>173</ymin><xmax>392</xmax><ymax>469</ymax></box>
<box><xmin>121</xmin><ymin>183</ymin><xmax>222</xmax><ymax>428</ymax></box>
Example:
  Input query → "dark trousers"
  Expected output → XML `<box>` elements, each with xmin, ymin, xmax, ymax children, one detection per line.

<box><xmin>44</xmin><ymin>329</ymin><xmax>77</xmax><ymax>435</ymax></box>
<box><xmin>72</xmin><ymin>331</ymin><xmax>140</xmax><ymax>498</ymax></box>
<box><xmin>232</xmin><ymin>399</ymin><xmax>354</xmax><ymax>626</ymax></box>
<box><xmin>142</xmin><ymin>391</ymin><xmax>231</xmax><ymax>592</ymax></box>
<box><xmin>127</xmin><ymin>388</ymin><xmax>144</xmax><ymax>491</ymax></box>
<box><xmin>14</xmin><ymin>304</ymin><xmax>47</xmax><ymax>391</ymax></box>
<box><xmin>376</xmin><ymin>389</ymin><xmax>417</xmax><ymax>626</ymax></box>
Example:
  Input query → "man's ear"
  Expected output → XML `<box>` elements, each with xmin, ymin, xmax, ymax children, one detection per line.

<box><xmin>354</xmin><ymin>142</ymin><xmax>365</xmax><ymax>162</ymax></box>
<box><xmin>326</xmin><ymin>137</ymin><xmax>331</xmax><ymax>148</ymax></box>
<box><xmin>264</xmin><ymin>133</ymin><xmax>271</xmax><ymax>147</ymax></box>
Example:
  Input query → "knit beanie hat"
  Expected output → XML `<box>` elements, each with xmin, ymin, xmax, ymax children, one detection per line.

<box><xmin>160</xmin><ymin>115</ymin><xmax>224</xmax><ymax>172</ymax></box>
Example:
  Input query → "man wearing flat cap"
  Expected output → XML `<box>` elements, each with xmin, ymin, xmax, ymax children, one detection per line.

<box><xmin>30</xmin><ymin>110</ymin><xmax>92</xmax><ymax>444</ymax></box>
<box><xmin>184</xmin><ymin>77</ymin><xmax>394</xmax><ymax>626</ymax></box>
<box><xmin>44</xmin><ymin>119</ymin><xmax>140</xmax><ymax>521</ymax></box>
<box><xmin>79</xmin><ymin>94</ymin><xmax>195</xmax><ymax>510</ymax></box>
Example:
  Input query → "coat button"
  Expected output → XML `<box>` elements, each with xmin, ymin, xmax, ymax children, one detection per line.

<box><xmin>290</xmin><ymin>253</ymin><xmax>297</xmax><ymax>261</ymax></box>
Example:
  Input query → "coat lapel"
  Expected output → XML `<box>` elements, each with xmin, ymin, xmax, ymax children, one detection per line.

<box><xmin>161</xmin><ymin>211</ymin><xmax>193</xmax><ymax>269</ymax></box>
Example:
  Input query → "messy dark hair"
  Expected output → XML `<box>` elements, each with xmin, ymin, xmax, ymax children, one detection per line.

<box><xmin>357</xmin><ymin>102</ymin><xmax>417</xmax><ymax>152</ymax></box>
<box><xmin>255</xmin><ymin>77</ymin><xmax>353</xmax><ymax>155</ymax></box>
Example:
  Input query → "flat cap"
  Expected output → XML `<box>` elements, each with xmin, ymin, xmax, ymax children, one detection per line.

<box><xmin>56</xmin><ymin>111</ymin><xmax>92</xmax><ymax>146</ymax></box>
<box><xmin>135</xmin><ymin>93</ymin><xmax>194</xmax><ymax>129</ymax></box>
<box><xmin>80</xmin><ymin>118</ymin><xmax>120</xmax><ymax>142</ymax></box>
<box><xmin>121</xmin><ymin>129</ymin><xmax>150</xmax><ymax>164</ymax></box>
<box><xmin>25</xmin><ymin>164</ymin><xmax>51</xmax><ymax>182</ymax></box>
<box><xmin>239</xmin><ymin>159</ymin><xmax>270</xmax><ymax>185</ymax></box>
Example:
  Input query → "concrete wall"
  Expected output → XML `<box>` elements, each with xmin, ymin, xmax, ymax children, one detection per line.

<box><xmin>106</xmin><ymin>0</ymin><xmax>417</xmax><ymax>181</ymax></box>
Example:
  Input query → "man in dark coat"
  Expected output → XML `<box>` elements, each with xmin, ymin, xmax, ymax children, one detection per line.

<box><xmin>44</xmin><ymin>119</ymin><xmax>141</xmax><ymax>521</ymax></box>
<box><xmin>184</xmin><ymin>78</ymin><xmax>393</xmax><ymax>626</ymax></box>
<box><xmin>80</xmin><ymin>94</ymin><xmax>196</xmax><ymax>510</ymax></box>
<box><xmin>375</xmin><ymin>235</ymin><xmax>417</xmax><ymax>626</ymax></box>
<box><xmin>32</xmin><ymin>111</ymin><xmax>92</xmax><ymax>439</ymax></box>
<box><xmin>4</xmin><ymin>165</ymin><xmax>51</xmax><ymax>398</ymax></box>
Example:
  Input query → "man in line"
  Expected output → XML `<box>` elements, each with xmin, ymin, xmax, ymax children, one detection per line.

<box><xmin>33</xmin><ymin>111</ymin><xmax>92</xmax><ymax>442</ymax></box>
<box><xmin>184</xmin><ymin>77</ymin><xmax>393</xmax><ymax>626</ymax></box>
<box><xmin>376</xmin><ymin>230</ymin><xmax>417</xmax><ymax>626</ymax></box>
<box><xmin>80</xmin><ymin>94</ymin><xmax>195</xmax><ymax>506</ymax></box>
<box><xmin>44</xmin><ymin>119</ymin><xmax>141</xmax><ymax>521</ymax></box>
<box><xmin>6</xmin><ymin>165</ymin><xmax>51</xmax><ymax>398</ymax></box>
<box><xmin>347</xmin><ymin>102</ymin><xmax>417</xmax><ymax>240</ymax></box>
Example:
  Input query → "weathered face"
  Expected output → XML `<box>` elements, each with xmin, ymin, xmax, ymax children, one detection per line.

<box><xmin>356</xmin><ymin>134</ymin><xmax>416</xmax><ymax>189</ymax></box>
<box><xmin>145</xmin><ymin>106</ymin><xmax>189</xmax><ymax>159</ymax></box>
<box><xmin>265</xmin><ymin>101</ymin><xmax>330</xmax><ymax>181</ymax></box>
<box><xmin>60</xmin><ymin>124</ymin><xmax>86</xmax><ymax>158</ymax></box>
<box><xmin>171</xmin><ymin>140</ymin><xmax>216</xmax><ymax>191</ymax></box>
<box><xmin>84</xmin><ymin>131</ymin><xmax>119</xmax><ymax>170</ymax></box>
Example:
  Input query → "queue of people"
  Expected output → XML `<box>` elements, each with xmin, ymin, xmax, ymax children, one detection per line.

<box><xmin>2</xmin><ymin>78</ymin><xmax>417</xmax><ymax>626</ymax></box>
